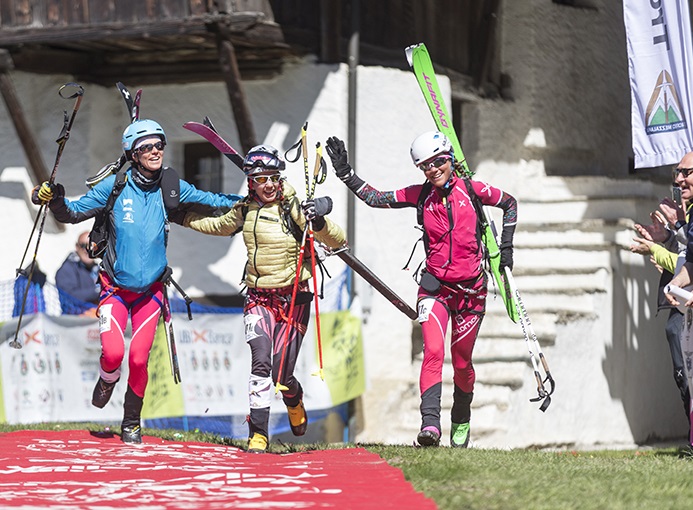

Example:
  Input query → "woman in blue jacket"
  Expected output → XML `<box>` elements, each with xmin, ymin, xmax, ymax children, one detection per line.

<box><xmin>33</xmin><ymin>119</ymin><xmax>241</xmax><ymax>443</ymax></box>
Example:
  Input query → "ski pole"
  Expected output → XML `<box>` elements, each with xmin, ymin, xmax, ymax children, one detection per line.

<box><xmin>309</xmin><ymin>142</ymin><xmax>326</xmax><ymax>380</ymax></box>
<box><xmin>504</xmin><ymin>266</ymin><xmax>555</xmax><ymax>411</ymax></box>
<box><xmin>275</xmin><ymin>226</ymin><xmax>309</xmax><ymax>393</ymax></box>
<box><xmin>162</xmin><ymin>284</ymin><xmax>181</xmax><ymax>384</ymax></box>
<box><xmin>10</xmin><ymin>83</ymin><xmax>84</xmax><ymax>349</ymax></box>
<box><xmin>301</xmin><ymin>122</ymin><xmax>310</xmax><ymax>198</ymax></box>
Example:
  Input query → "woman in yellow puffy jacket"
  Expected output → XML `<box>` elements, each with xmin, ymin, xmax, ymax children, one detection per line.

<box><xmin>184</xmin><ymin>144</ymin><xmax>346</xmax><ymax>453</ymax></box>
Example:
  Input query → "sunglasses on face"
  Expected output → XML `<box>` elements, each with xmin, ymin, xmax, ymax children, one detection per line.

<box><xmin>251</xmin><ymin>174</ymin><xmax>281</xmax><ymax>184</ymax></box>
<box><xmin>673</xmin><ymin>166</ymin><xmax>693</xmax><ymax>178</ymax></box>
<box><xmin>78</xmin><ymin>243</ymin><xmax>89</xmax><ymax>250</ymax></box>
<box><xmin>418</xmin><ymin>156</ymin><xmax>451</xmax><ymax>172</ymax></box>
<box><xmin>134</xmin><ymin>141</ymin><xmax>166</xmax><ymax>154</ymax></box>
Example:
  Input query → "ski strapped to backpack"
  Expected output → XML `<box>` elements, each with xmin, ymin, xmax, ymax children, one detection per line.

<box><xmin>183</xmin><ymin>118</ymin><xmax>418</xmax><ymax>320</ymax></box>
<box><xmin>406</xmin><ymin>42</ymin><xmax>518</xmax><ymax>323</ymax></box>
<box><xmin>85</xmin><ymin>83</ymin><xmax>142</xmax><ymax>188</ymax></box>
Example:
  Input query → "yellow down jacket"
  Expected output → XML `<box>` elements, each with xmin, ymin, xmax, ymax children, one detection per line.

<box><xmin>184</xmin><ymin>182</ymin><xmax>346</xmax><ymax>289</ymax></box>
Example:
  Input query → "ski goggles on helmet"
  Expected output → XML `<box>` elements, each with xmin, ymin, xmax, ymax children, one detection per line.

<box><xmin>250</xmin><ymin>174</ymin><xmax>281</xmax><ymax>184</ymax></box>
<box><xmin>134</xmin><ymin>140</ymin><xmax>166</xmax><ymax>154</ymax></box>
<box><xmin>243</xmin><ymin>153</ymin><xmax>285</xmax><ymax>172</ymax></box>
<box><xmin>418</xmin><ymin>155</ymin><xmax>451</xmax><ymax>172</ymax></box>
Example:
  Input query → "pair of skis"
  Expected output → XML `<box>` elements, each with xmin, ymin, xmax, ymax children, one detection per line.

<box><xmin>407</xmin><ymin>43</ymin><xmax>554</xmax><ymax>410</ymax></box>
<box><xmin>182</xmin><ymin>119</ymin><xmax>419</xmax><ymax>323</ymax></box>
<box><xmin>85</xmin><ymin>82</ymin><xmax>140</xmax><ymax>188</ymax></box>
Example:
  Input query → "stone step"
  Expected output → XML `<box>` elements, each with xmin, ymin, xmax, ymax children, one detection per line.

<box><xmin>474</xmin><ymin>338</ymin><xmax>540</xmax><ymax>362</ymax></box>
<box><xmin>486</xmin><ymin>289</ymin><xmax>597</xmax><ymax>315</ymax></box>
<box><xmin>512</xmin><ymin>224</ymin><xmax>632</xmax><ymax>250</ymax></box>
<box><xmin>514</xmin><ymin>248</ymin><xmax>611</xmax><ymax>273</ymax></box>
<box><xmin>502</xmin><ymin>270</ymin><xmax>609</xmax><ymax>294</ymax></box>
<box><xmin>492</xmin><ymin>196</ymin><xmax>653</xmax><ymax>226</ymax></box>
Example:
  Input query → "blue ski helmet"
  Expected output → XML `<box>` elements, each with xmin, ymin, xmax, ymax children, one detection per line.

<box><xmin>243</xmin><ymin>144</ymin><xmax>286</xmax><ymax>176</ymax></box>
<box><xmin>122</xmin><ymin>119</ymin><xmax>167</xmax><ymax>153</ymax></box>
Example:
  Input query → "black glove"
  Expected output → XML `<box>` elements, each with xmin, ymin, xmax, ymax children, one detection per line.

<box><xmin>302</xmin><ymin>197</ymin><xmax>333</xmax><ymax>221</ymax></box>
<box><xmin>500</xmin><ymin>242</ymin><xmax>513</xmax><ymax>272</ymax></box>
<box><xmin>302</xmin><ymin>197</ymin><xmax>333</xmax><ymax>230</ymax></box>
<box><xmin>31</xmin><ymin>182</ymin><xmax>64</xmax><ymax>205</ymax></box>
<box><xmin>325</xmin><ymin>137</ymin><xmax>353</xmax><ymax>180</ymax></box>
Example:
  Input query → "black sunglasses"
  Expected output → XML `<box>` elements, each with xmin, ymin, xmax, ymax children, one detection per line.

<box><xmin>135</xmin><ymin>141</ymin><xmax>166</xmax><ymax>154</ymax></box>
<box><xmin>673</xmin><ymin>166</ymin><xmax>693</xmax><ymax>178</ymax></box>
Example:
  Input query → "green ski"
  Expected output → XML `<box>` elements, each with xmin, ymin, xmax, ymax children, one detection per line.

<box><xmin>406</xmin><ymin>43</ymin><xmax>519</xmax><ymax>323</ymax></box>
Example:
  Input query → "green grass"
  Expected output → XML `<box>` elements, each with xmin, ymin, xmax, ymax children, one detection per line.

<box><xmin>3</xmin><ymin>422</ymin><xmax>693</xmax><ymax>510</ymax></box>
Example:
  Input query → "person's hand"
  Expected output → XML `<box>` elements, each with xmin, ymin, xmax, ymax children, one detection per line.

<box><xmin>499</xmin><ymin>243</ymin><xmax>513</xmax><ymax>271</ymax></box>
<box><xmin>630</xmin><ymin>236</ymin><xmax>654</xmax><ymax>255</ymax></box>
<box><xmin>649</xmin><ymin>256</ymin><xmax>664</xmax><ymax>273</ymax></box>
<box><xmin>302</xmin><ymin>197</ymin><xmax>333</xmax><ymax>230</ymax></box>
<box><xmin>634</xmin><ymin>220</ymin><xmax>668</xmax><ymax>244</ymax></box>
<box><xmin>659</xmin><ymin>197</ymin><xmax>684</xmax><ymax>227</ymax></box>
<box><xmin>325</xmin><ymin>137</ymin><xmax>353</xmax><ymax>180</ymax></box>
<box><xmin>31</xmin><ymin>181</ymin><xmax>64</xmax><ymax>205</ymax></box>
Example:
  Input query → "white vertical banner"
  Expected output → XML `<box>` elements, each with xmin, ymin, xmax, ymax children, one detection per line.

<box><xmin>624</xmin><ymin>0</ymin><xmax>693</xmax><ymax>168</ymax></box>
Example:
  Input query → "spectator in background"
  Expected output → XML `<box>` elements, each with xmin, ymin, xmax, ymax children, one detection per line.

<box><xmin>55</xmin><ymin>231</ymin><xmax>100</xmax><ymax>305</ymax></box>
<box><xmin>630</xmin><ymin>195</ymin><xmax>690</xmax><ymax>424</ymax></box>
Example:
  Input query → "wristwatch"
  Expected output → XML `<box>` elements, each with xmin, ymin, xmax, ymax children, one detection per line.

<box><xmin>675</xmin><ymin>219</ymin><xmax>687</xmax><ymax>230</ymax></box>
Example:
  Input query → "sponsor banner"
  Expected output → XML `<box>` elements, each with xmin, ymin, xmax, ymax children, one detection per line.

<box><xmin>624</xmin><ymin>0</ymin><xmax>693</xmax><ymax>168</ymax></box>
<box><xmin>0</xmin><ymin>311</ymin><xmax>364</xmax><ymax>423</ymax></box>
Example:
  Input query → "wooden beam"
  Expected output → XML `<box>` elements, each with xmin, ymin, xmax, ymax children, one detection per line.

<box><xmin>215</xmin><ymin>24</ymin><xmax>257</xmax><ymax>155</ymax></box>
<box><xmin>0</xmin><ymin>52</ymin><xmax>50</xmax><ymax>186</ymax></box>
<box><xmin>0</xmin><ymin>50</ymin><xmax>64</xmax><ymax>232</ymax></box>
<box><xmin>0</xmin><ymin>14</ymin><xmax>264</xmax><ymax>45</ymax></box>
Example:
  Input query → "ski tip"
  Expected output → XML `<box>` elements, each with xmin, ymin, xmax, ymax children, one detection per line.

<box><xmin>203</xmin><ymin>116</ymin><xmax>218</xmax><ymax>132</ymax></box>
<box><xmin>404</xmin><ymin>43</ymin><xmax>425</xmax><ymax>67</ymax></box>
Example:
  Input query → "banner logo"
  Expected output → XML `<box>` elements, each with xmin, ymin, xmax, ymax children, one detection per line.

<box><xmin>645</xmin><ymin>70</ymin><xmax>687</xmax><ymax>134</ymax></box>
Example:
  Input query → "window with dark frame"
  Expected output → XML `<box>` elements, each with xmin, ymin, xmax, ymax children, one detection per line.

<box><xmin>184</xmin><ymin>142</ymin><xmax>223</xmax><ymax>193</ymax></box>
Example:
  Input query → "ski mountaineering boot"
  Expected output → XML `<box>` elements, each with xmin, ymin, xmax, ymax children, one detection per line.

<box><xmin>91</xmin><ymin>373</ymin><xmax>119</xmax><ymax>408</ymax></box>
<box><xmin>286</xmin><ymin>400</ymin><xmax>308</xmax><ymax>436</ymax></box>
<box><xmin>417</xmin><ymin>426</ymin><xmax>441</xmax><ymax>447</ymax></box>
<box><xmin>450</xmin><ymin>388</ymin><xmax>473</xmax><ymax>448</ymax></box>
<box><xmin>246</xmin><ymin>408</ymin><xmax>270</xmax><ymax>453</ymax></box>
<box><xmin>121</xmin><ymin>385</ymin><xmax>143</xmax><ymax>444</ymax></box>
<box><xmin>450</xmin><ymin>422</ymin><xmax>471</xmax><ymax>448</ymax></box>
<box><xmin>248</xmin><ymin>432</ymin><xmax>269</xmax><ymax>453</ymax></box>
<box><xmin>92</xmin><ymin>377</ymin><xmax>118</xmax><ymax>408</ymax></box>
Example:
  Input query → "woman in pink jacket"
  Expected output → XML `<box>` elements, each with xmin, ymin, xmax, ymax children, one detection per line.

<box><xmin>326</xmin><ymin>132</ymin><xmax>517</xmax><ymax>448</ymax></box>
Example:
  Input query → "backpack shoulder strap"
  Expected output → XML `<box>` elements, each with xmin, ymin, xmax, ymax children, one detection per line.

<box><xmin>416</xmin><ymin>180</ymin><xmax>433</xmax><ymax>226</ymax></box>
<box><xmin>160</xmin><ymin>166</ymin><xmax>180</xmax><ymax>210</ymax></box>
<box><xmin>105</xmin><ymin>168</ymin><xmax>128</xmax><ymax>212</ymax></box>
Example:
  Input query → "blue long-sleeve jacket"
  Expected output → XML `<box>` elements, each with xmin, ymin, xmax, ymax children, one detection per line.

<box><xmin>49</xmin><ymin>167</ymin><xmax>241</xmax><ymax>292</ymax></box>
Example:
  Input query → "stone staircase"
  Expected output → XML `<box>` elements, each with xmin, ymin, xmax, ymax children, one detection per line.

<box><xmin>388</xmin><ymin>174</ymin><xmax>665</xmax><ymax>447</ymax></box>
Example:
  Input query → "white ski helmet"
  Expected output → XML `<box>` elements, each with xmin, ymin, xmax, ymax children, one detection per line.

<box><xmin>410</xmin><ymin>131</ymin><xmax>453</xmax><ymax>165</ymax></box>
<box><xmin>243</xmin><ymin>144</ymin><xmax>286</xmax><ymax>175</ymax></box>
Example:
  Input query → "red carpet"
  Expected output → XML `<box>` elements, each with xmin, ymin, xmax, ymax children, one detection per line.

<box><xmin>0</xmin><ymin>430</ymin><xmax>437</xmax><ymax>509</ymax></box>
